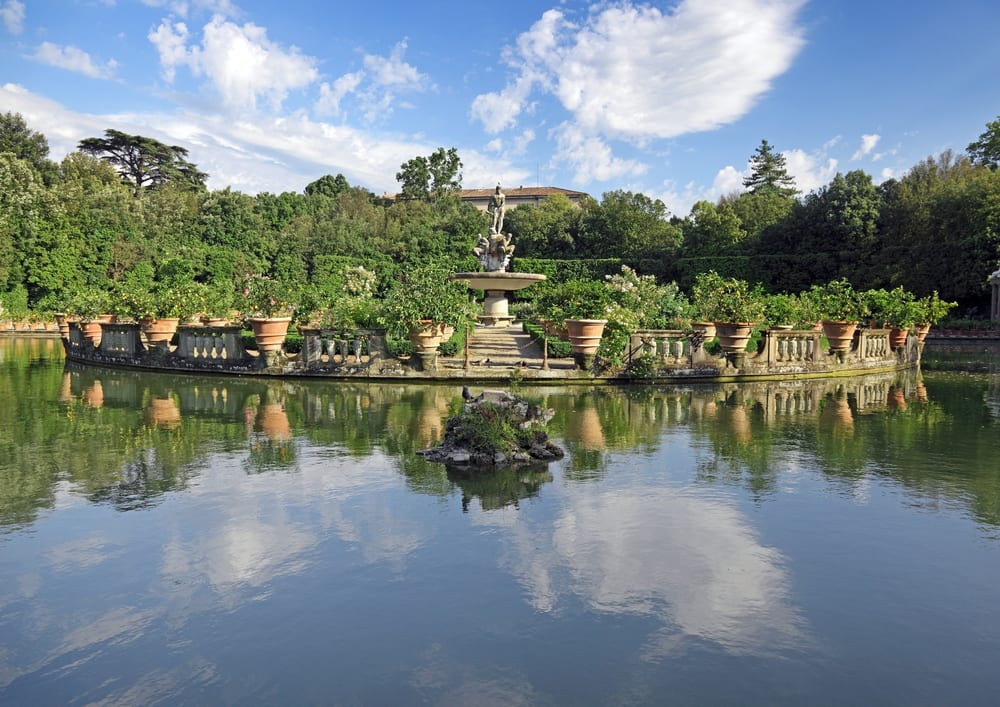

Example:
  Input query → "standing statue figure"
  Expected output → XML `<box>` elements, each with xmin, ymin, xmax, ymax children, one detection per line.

<box><xmin>487</xmin><ymin>184</ymin><xmax>506</xmax><ymax>234</ymax></box>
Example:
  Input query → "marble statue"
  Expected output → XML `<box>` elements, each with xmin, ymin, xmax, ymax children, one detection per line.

<box><xmin>486</xmin><ymin>184</ymin><xmax>506</xmax><ymax>234</ymax></box>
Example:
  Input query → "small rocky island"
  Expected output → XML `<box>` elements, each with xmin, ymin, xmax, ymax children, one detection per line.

<box><xmin>417</xmin><ymin>388</ymin><xmax>564</xmax><ymax>468</ymax></box>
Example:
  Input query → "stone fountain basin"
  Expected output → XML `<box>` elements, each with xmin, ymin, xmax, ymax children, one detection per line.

<box><xmin>451</xmin><ymin>272</ymin><xmax>546</xmax><ymax>291</ymax></box>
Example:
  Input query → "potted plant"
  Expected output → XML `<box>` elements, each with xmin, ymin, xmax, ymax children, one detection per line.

<box><xmin>239</xmin><ymin>273</ymin><xmax>296</xmax><ymax>353</ymax></box>
<box><xmin>691</xmin><ymin>271</ymin><xmax>766</xmax><ymax>355</ymax></box>
<box><xmin>807</xmin><ymin>278</ymin><xmax>867</xmax><ymax>353</ymax></box>
<box><xmin>380</xmin><ymin>264</ymin><xmax>476</xmax><ymax>354</ymax></box>
<box><xmin>67</xmin><ymin>289</ymin><xmax>113</xmax><ymax>345</ymax></box>
<box><xmin>915</xmin><ymin>291</ymin><xmax>957</xmax><ymax>341</ymax></box>
<box><xmin>878</xmin><ymin>287</ymin><xmax>920</xmax><ymax>349</ymax></box>
<box><xmin>763</xmin><ymin>292</ymin><xmax>805</xmax><ymax>330</ymax></box>
<box><xmin>537</xmin><ymin>279</ymin><xmax>612</xmax><ymax>368</ymax></box>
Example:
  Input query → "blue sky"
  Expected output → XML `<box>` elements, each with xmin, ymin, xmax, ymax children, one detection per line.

<box><xmin>2</xmin><ymin>0</ymin><xmax>998</xmax><ymax>215</ymax></box>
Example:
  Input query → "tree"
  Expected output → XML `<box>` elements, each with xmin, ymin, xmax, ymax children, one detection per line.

<box><xmin>743</xmin><ymin>139</ymin><xmax>798</xmax><ymax>197</ymax></box>
<box><xmin>580</xmin><ymin>190</ymin><xmax>681</xmax><ymax>260</ymax></box>
<box><xmin>967</xmin><ymin>115</ymin><xmax>1000</xmax><ymax>169</ymax></box>
<box><xmin>305</xmin><ymin>173</ymin><xmax>350</xmax><ymax>199</ymax></box>
<box><xmin>78</xmin><ymin>129</ymin><xmax>208</xmax><ymax>195</ymax></box>
<box><xmin>0</xmin><ymin>112</ymin><xmax>55</xmax><ymax>182</ymax></box>
<box><xmin>395</xmin><ymin>147</ymin><xmax>462</xmax><ymax>201</ymax></box>
<box><xmin>505</xmin><ymin>193</ymin><xmax>583</xmax><ymax>258</ymax></box>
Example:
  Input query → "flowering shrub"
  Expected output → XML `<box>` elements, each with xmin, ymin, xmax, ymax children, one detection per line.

<box><xmin>240</xmin><ymin>273</ymin><xmax>294</xmax><ymax>318</ymax></box>
<box><xmin>604</xmin><ymin>265</ymin><xmax>690</xmax><ymax>329</ymax></box>
<box><xmin>342</xmin><ymin>265</ymin><xmax>376</xmax><ymax>297</ymax></box>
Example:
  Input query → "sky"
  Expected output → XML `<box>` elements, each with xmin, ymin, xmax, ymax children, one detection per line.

<box><xmin>1</xmin><ymin>0</ymin><xmax>998</xmax><ymax>216</ymax></box>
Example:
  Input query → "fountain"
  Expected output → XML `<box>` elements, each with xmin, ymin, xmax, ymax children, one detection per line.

<box><xmin>451</xmin><ymin>185</ymin><xmax>545</xmax><ymax>327</ymax></box>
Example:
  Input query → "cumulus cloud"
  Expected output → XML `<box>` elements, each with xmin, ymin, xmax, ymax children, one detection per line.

<box><xmin>852</xmin><ymin>133</ymin><xmax>881</xmax><ymax>160</ymax></box>
<box><xmin>29</xmin><ymin>42</ymin><xmax>118</xmax><ymax>79</ymax></box>
<box><xmin>148</xmin><ymin>16</ymin><xmax>319</xmax><ymax>112</ymax></box>
<box><xmin>1</xmin><ymin>0</ymin><xmax>24</xmax><ymax>34</ymax></box>
<box><xmin>315</xmin><ymin>71</ymin><xmax>364</xmax><ymax>118</ymax></box>
<box><xmin>0</xmin><ymin>82</ymin><xmax>521</xmax><ymax>198</ymax></box>
<box><xmin>550</xmin><ymin>121</ymin><xmax>647</xmax><ymax>183</ymax></box>
<box><xmin>472</xmin><ymin>0</ymin><xmax>806</xmax><ymax>141</ymax></box>
<box><xmin>782</xmin><ymin>148</ymin><xmax>838</xmax><ymax>193</ymax></box>
<box><xmin>313</xmin><ymin>41</ymin><xmax>428</xmax><ymax>123</ymax></box>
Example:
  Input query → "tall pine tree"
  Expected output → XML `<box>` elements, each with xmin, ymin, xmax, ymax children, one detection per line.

<box><xmin>743</xmin><ymin>139</ymin><xmax>798</xmax><ymax>197</ymax></box>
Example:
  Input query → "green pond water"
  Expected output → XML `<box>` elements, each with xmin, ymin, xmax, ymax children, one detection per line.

<box><xmin>1</xmin><ymin>337</ymin><xmax>999</xmax><ymax>705</ymax></box>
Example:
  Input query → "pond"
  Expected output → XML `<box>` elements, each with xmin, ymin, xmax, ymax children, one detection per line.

<box><xmin>2</xmin><ymin>337</ymin><xmax>999</xmax><ymax>705</ymax></box>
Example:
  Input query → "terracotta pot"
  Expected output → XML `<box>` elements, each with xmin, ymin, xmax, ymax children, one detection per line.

<box><xmin>821</xmin><ymin>321</ymin><xmax>858</xmax><ymax>352</ymax></box>
<box><xmin>80</xmin><ymin>320</ymin><xmax>105</xmax><ymax>346</ymax></box>
<box><xmin>691</xmin><ymin>321</ymin><xmax>717</xmax><ymax>339</ymax></box>
<box><xmin>564</xmin><ymin>319</ymin><xmax>607</xmax><ymax>355</ymax></box>
<box><xmin>714</xmin><ymin>322</ymin><xmax>754</xmax><ymax>355</ymax></box>
<box><xmin>408</xmin><ymin>320</ymin><xmax>448</xmax><ymax>353</ymax></box>
<box><xmin>889</xmin><ymin>328</ymin><xmax>909</xmax><ymax>349</ymax></box>
<box><xmin>916</xmin><ymin>323</ymin><xmax>931</xmax><ymax>342</ymax></box>
<box><xmin>141</xmin><ymin>317</ymin><xmax>180</xmax><ymax>345</ymax></box>
<box><xmin>249</xmin><ymin>317</ymin><xmax>291</xmax><ymax>353</ymax></box>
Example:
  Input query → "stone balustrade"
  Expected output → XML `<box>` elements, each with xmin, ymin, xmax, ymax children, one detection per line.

<box><xmin>176</xmin><ymin>325</ymin><xmax>247</xmax><ymax>362</ymax></box>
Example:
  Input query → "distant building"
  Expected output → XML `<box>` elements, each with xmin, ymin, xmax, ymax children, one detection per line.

<box><xmin>460</xmin><ymin>186</ymin><xmax>590</xmax><ymax>212</ymax></box>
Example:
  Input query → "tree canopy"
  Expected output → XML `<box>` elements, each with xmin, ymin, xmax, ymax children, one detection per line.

<box><xmin>743</xmin><ymin>139</ymin><xmax>798</xmax><ymax>197</ymax></box>
<box><xmin>78</xmin><ymin>129</ymin><xmax>208</xmax><ymax>195</ymax></box>
<box><xmin>968</xmin><ymin>115</ymin><xmax>1000</xmax><ymax>169</ymax></box>
<box><xmin>395</xmin><ymin>147</ymin><xmax>462</xmax><ymax>201</ymax></box>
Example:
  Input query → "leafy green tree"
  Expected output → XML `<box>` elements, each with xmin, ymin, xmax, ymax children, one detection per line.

<box><xmin>743</xmin><ymin>139</ymin><xmax>798</xmax><ymax>197</ymax></box>
<box><xmin>580</xmin><ymin>190</ymin><xmax>681</xmax><ymax>260</ymax></box>
<box><xmin>967</xmin><ymin>115</ymin><xmax>1000</xmax><ymax>169</ymax></box>
<box><xmin>505</xmin><ymin>193</ymin><xmax>583</xmax><ymax>258</ymax></box>
<box><xmin>304</xmin><ymin>173</ymin><xmax>350</xmax><ymax>199</ymax></box>
<box><xmin>78</xmin><ymin>129</ymin><xmax>208</xmax><ymax>195</ymax></box>
<box><xmin>0</xmin><ymin>112</ymin><xmax>55</xmax><ymax>183</ymax></box>
<box><xmin>395</xmin><ymin>147</ymin><xmax>462</xmax><ymax>201</ymax></box>
<box><xmin>0</xmin><ymin>153</ymin><xmax>49</xmax><ymax>291</ymax></box>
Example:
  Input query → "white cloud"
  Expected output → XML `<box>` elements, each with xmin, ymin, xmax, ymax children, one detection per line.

<box><xmin>550</xmin><ymin>122</ymin><xmax>647</xmax><ymax>183</ymax></box>
<box><xmin>29</xmin><ymin>42</ymin><xmax>118</xmax><ymax>79</ymax></box>
<box><xmin>851</xmin><ymin>133</ymin><xmax>881</xmax><ymax>160</ymax></box>
<box><xmin>148</xmin><ymin>20</ymin><xmax>192</xmax><ymax>83</ymax></box>
<box><xmin>148</xmin><ymin>16</ymin><xmax>319</xmax><ymax>113</ymax></box>
<box><xmin>782</xmin><ymin>148</ymin><xmax>838</xmax><ymax>194</ymax></box>
<box><xmin>0</xmin><ymin>83</ymin><xmax>523</xmax><ymax>198</ymax></box>
<box><xmin>363</xmin><ymin>40</ymin><xmax>425</xmax><ymax>89</ymax></box>
<box><xmin>1</xmin><ymin>0</ymin><xmax>24</xmax><ymax>34</ymax></box>
<box><xmin>473</xmin><ymin>0</ymin><xmax>806</xmax><ymax>141</ymax></box>
<box><xmin>313</xmin><ymin>42</ymin><xmax>428</xmax><ymax>124</ymax></box>
<box><xmin>314</xmin><ymin>71</ymin><xmax>364</xmax><ymax>118</ymax></box>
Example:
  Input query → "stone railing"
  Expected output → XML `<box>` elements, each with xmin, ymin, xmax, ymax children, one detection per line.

<box><xmin>627</xmin><ymin>329</ymin><xmax>696</xmax><ymax>366</ymax></box>
<box><xmin>176</xmin><ymin>325</ymin><xmax>248</xmax><ymax>362</ymax></box>
<box><xmin>298</xmin><ymin>328</ymin><xmax>389</xmax><ymax>367</ymax></box>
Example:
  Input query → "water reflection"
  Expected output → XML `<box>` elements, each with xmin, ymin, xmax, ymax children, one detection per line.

<box><xmin>3</xmin><ymin>338</ymin><xmax>1000</xmax><ymax>702</ymax></box>
<box><xmin>498</xmin><ymin>487</ymin><xmax>808</xmax><ymax>655</ymax></box>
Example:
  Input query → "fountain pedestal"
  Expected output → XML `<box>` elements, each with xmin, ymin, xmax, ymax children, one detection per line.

<box><xmin>451</xmin><ymin>272</ymin><xmax>547</xmax><ymax>328</ymax></box>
